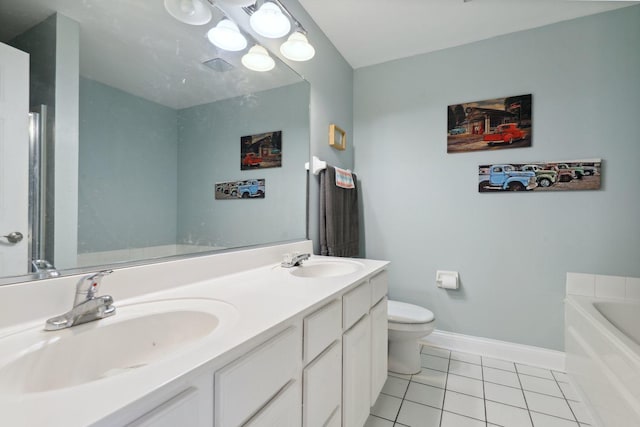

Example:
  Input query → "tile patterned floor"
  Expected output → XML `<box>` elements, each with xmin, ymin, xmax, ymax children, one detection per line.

<box><xmin>366</xmin><ymin>345</ymin><xmax>593</xmax><ymax>427</ymax></box>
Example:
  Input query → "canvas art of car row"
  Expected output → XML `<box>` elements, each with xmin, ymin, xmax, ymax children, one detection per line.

<box><xmin>447</xmin><ymin>94</ymin><xmax>602</xmax><ymax>193</ymax></box>
<box><xmin>215</xmin><ymin>130</ymin><xmax>282</xmax><ymax>200</ymax></box>
<box><xmin>478</xmin><ymin>161</ymin><xmax>601</xmax><ymax>192</ymax></box>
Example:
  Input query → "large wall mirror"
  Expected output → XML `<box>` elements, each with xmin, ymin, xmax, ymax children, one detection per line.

<box><xmin>0</xmin><ymin>0</ymin><xmax>310</xmax><ymax>285</ymax></box>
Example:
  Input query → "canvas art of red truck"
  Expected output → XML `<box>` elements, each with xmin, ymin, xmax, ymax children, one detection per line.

<box><xmin>483</xmin><ymin>123</ymin><xmax>526</xmax><ymax>146</ymax></box>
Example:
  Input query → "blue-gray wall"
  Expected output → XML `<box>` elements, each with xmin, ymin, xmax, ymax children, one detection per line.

<box><xmin>176</xmin><ymin>83</ymin><xmax>309</xmax><ymax>248</ymax></box>
<box><xmin>78</xmin><ymin>77</ymin><xmax>178</xmax><ymax>253</ymax></box>
<box><xmin>354</xmin><ymin>6</ymin><xmax>640</xmax><ymax>350</ymax></box>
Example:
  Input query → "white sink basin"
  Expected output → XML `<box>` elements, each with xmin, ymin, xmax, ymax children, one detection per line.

<box><xmin>289</xmin><ymin>259</ymin><xmax>363</xmax><ymax>278</ymax></box>
<box><xmin>0</xmin><ymin>298</ymin><xmax>237</xmax><ymax>394</ymax></box>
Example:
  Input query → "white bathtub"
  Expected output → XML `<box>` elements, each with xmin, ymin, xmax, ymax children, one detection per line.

<box><xmin>565</xmin><ymin>295</ymin><xmax>640</xmax><ymax>427</ymax></box>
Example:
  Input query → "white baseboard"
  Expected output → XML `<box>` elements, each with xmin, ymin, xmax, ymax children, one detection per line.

<box><xmin>419</xmin><ymin>329</ymin><xmax>566</xmax><ymax>372</ymax></box>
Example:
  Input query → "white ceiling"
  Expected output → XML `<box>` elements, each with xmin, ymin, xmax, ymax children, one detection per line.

<box><xmin>296</xmin><ymin>0</ymin><xmax>639</xmax><ymax>69</ymax></box>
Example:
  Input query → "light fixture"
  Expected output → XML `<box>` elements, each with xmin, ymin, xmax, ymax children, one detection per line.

<box><xmin>164</xmin><ymin>0</ymin><xmax>212</xmax><ymax>25</ymax></box>
<box><xmin>280</xmin><ymin>31</ymin><xmax>315</xmax><ymax>61</ymax></box>
<box><xmin>217</xmin><ymin>0</ymin><xmax>255</xmax><ymax>6</ymax></box>
<box><xmin>249</xmin><ymin>2</ymin><xmax>291</xmax><ymax>38</ymax></box>
<box><xmin>207</xmin><ymin>19</ymin><xmax>247</xmax><ymax>51</ymax></box>
<box><xmin>241</xmin><ymin>45</ymin><xmax>275</xmax><ymax>72</ymax></box>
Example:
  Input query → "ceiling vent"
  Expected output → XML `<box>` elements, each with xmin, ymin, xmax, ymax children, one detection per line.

<box><xmin>203</xmin><ymin>58</ymin><xmax>235</xmax><ymax>72</ymax></box>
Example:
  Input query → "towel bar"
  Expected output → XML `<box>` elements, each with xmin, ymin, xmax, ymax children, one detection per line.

<box><xmin>304</xmin><ymin>156</ymin><xmax>327</xmax><ymax>175</ymax></box>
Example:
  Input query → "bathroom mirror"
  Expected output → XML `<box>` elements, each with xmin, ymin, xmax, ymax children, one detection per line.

<box><xmin>0</xmin><ymin>0</ymin><xmax>310</xmax><ymax>285</ymax></box>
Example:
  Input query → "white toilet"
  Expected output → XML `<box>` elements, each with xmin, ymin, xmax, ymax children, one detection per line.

<box><xmin>387</xmin><ymin>300</ymin><xmax>435</xmax><ymax>375</ymax></box>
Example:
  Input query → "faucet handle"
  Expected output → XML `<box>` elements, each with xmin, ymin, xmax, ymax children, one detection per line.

<box><xmin>75</xmin><ymin>270</ymin><xmax>113</xmax><ymax>304</ymax></box>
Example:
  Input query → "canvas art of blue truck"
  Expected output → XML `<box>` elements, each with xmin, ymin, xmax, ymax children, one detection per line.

<box><xmin>215</xmin><ymin>179</ymin><xmax>265</xmax><ymax>199</ymax></box>
<box><xmin>479</xmin><ymin>164</ymin><xmax>537</xmax><ymax>192</ymax></box>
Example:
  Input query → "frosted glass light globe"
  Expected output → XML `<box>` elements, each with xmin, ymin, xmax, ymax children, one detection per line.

<box><xmin>242</xmin><ymin>45</ymin><xmax>276</xmax><ymax>72</ymax></box>
<box><xmin>207</xmin><ymin>19</ymin><xmax>247</xmax><ymax>51</ymax></box>
<box><xmin>164</xmin><ymin>0</ymin><xmax>212</xmax><ymax>25</ymax></box>
<box><xmin>249</xmin><ymin>2</ymin><xmax>291</xmax><ymax>38</ymax></box>
<box><xmin>280</xmin><ymin>31</ymin><xmax>315</xmax><ymax>61</ymax></box>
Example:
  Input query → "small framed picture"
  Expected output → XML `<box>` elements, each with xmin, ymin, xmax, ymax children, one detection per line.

<box><xmin>329</xmin><ymin>124</ymin><xmax>346</xmax><ymax>150</ymax></box>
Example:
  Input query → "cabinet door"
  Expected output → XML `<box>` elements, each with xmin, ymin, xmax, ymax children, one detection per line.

<box><xmin>127</xmin><ymin>388</ymin><xmax>199</xmax><ymax>427</ymax></box>
<box><xmin>342</xmin><ymin>314</ymin><xmax>371</xmax><ymax>427</ymax></box>
<box><xmin>244</xmin><ymin>380</ymin><xmax>301</xmax><ymax>427</ymax></box>
<box><xmin>370</xmin><ymin>297</ymin><xmax>388</xmax><ymax>405</ymax></box>
<box><xmin>303</xmin><ymin>341</ymin><xmax>342</xmax><ymax>427</ymax></box>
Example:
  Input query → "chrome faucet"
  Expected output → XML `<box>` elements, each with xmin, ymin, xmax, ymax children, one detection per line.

<box><xmin>45</xmin><ymin>270</ymin><xmax>115</xmax><ymax>331</ymax></box>
<box><xmin>32</xmin><ymin>259</ymin><xmax>59</xmax><ymax>279</ymax></box>
<box><xmin>281</xmin><ymin>252</ymin><xmax>311</xmax><ymax>268</ymax></box>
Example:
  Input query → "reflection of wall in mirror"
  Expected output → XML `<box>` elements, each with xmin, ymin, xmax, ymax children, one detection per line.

<box><xmin>78</xmin><ymin>80</ymin><xmax>309</xmax><ymax>258</ymax></box>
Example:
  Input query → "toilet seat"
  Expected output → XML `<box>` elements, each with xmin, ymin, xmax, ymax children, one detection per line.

<box><xmin>388</xmin><ymin>300</ymin><xmax>434</xmax><ymax>324</ymax></box>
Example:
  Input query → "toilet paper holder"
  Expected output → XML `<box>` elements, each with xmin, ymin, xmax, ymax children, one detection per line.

<box><xmin>436</xmin><ymin>270</ymin><xmax>459</xmax><ymax>289</ymax></box>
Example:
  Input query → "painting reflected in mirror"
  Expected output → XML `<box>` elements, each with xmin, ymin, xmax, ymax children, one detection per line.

<box><xmin>0</xmin><ymin>0</ymin><xmax>310</xmax><ymax>284</ymax></box>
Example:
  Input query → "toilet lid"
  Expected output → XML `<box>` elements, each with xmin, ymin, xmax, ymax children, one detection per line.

<box><xmin>388</xmin><ymin>300</ymin><xmax>434</xmax><ymax>324</ymax></box>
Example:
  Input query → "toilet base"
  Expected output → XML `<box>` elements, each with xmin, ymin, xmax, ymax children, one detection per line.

<box><xmin>388</xmin><ymin>339</ymin><xmax>422</xmax><ymax>375</ymax></box>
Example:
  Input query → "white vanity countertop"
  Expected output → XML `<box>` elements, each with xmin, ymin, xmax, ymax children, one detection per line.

<box><xmin>0</xmin><ymin>254</ymin><xmax>388</xmax><ymax>427</ymax></box>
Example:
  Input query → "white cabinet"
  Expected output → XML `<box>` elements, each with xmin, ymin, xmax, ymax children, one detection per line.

<box><xmin>343</xmin><ymin>314</ymin><xmax>372</xmax><ymax>427</ymax></box>
<box><xmin>244</xmin><ymin>380</ymin><xmax>301</xmax><ymax>427</ymax></box>
<box><xmin>303</xmin><ymin>341</ymin><xmax>342</xmax><ymax>427</ymax></box>
<box><xmin>342</xmin><ymin>271</ymin><xmax>389</xmax><ymax>426</ymax></box>
<box><xmin>110</xmin><ymin>265</ymin><xmax>389</xmax><ymax>427</ymax></box>
<box><xmin>303</xmin><ymin>299</ymin><xmax>342</xmax><ymax>365</ymax></box>
<box><xmin>127</xmin><ymin>388</ymin><xmax>200</xmax><ymax>427</ymax></box>
<box><xmin>370</xmin><ymin>297</ymin><xmax>388</xmax><ymax>405</ymax></box>
<box><xmin>302</xmin><ymin>300</ymin><xmax>343</xmax><ymax>427</ymax></box>
<box><xmin>214</xmin><ymin>326</ymin><xmax>301</xmax><ymax>427</ymax></box>
<box><xmin>343</xmin><ymin>280</ymin><xmax>372</xmax><ymax>330</ymax></box>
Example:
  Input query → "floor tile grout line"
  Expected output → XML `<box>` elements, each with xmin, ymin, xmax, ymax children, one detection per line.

<box><xmin>514</xmin><ymin>363</ymin><xmax>535</xmax><ymax>427</ymax></box>
<box><xmin>528</xmin><ymin>408</ymin><xmax>583</xmax><ymax>424</ymax></box>
<box><xmin>437</xmin><ymin>347</ymin><xmax>452</xmax><ymax>427</ymax></box>
<box><xmin>481</xmin><ymin>355</ymin><xmax>488</xmax><ymax>427</ymax></box>
<box><xmin>551</xmin><ymin>368</ymin><xmax>581</xmax><ymax>424</ymax></box>
<box><xmin>413</xmin><ymin>369</ymin><xmax>574</xmax><ymax>402</ymax></box>
<box><xmin>392</xmin><ymin>367</ymin><xmax>413</xmax><ymax>425</ymax></box>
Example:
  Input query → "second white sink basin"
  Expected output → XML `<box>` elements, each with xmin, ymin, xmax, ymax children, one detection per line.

<box><xmin>289</xmin><ymin>259</ymin><xmax>363</xmax><ymax>278</ymax></box>
<box><xmin>0</xmin><ymin>298</ymin><xmax>237</xmax><ymax>394</ymax></box>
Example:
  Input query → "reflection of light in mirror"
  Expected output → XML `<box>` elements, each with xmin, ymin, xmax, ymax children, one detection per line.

<box><xmin>249</xmin><ymin>2</ymin><xmax>291</xmax><ymax>38</ymax></box>
<box><xmin>242</xmin><ymin>45</ymin><xmax>275</xmax><ymax>72</ymax></box>
<box><xmin>280</xmin><ymin>31</ymin><xmax>315</xmax><ymax>62</ymax></box>
<box><xmin>164</xmin><ymin>0</ymin><xmax>212</xmax><ymax>25</ymax></box>
<box><xmin>207</xmin><ymin>19</ymin><xmax>247</xmax><ymax>51</ymax></box>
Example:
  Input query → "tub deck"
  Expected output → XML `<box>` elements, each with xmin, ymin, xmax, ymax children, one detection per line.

<box><xmin>565</xmin><ymin>295</ymin><xmax>640</xmax><ymax>426</ymax></box>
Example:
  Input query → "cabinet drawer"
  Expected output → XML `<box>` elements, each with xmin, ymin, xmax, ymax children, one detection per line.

<box><xmin>303</xmin><ymin>299</ymin><xmax>342</xmax><ymax>364</ymax></box>
<box><xmin>303</xmin><ymin>341</ymin><xmax>342</xmax><ymax>427</ymax></box>
<box><xmin>214</xmin><ymin>326</ymin><xmax>300</xmax><ymax>427</ymax></box>
<box><xmin>370</xmin><ymin>270</ymin><xmax>388</xmax><ymax>306</ymax></box>
<box><xmin>343</xmin><ymin>281</ymin><xmax>372</xmax><ymax>330</ymax></box>
<box><xmin>244</xmin><ymin>380</ymin><xmax>301</xmax><ymax>427</ymax></box>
